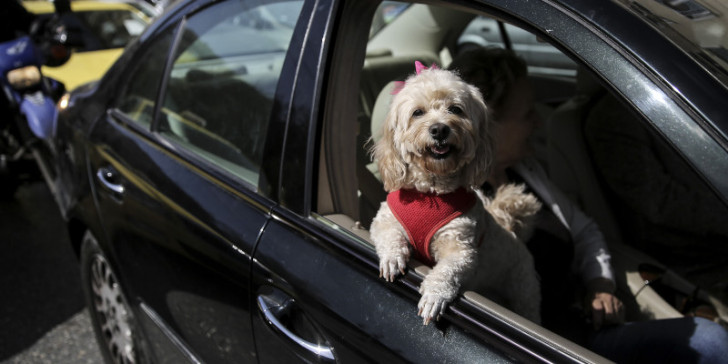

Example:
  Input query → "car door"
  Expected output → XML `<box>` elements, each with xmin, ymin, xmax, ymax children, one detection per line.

<box><xmin>249</xmin><ymin>0</ymin><xmax>728</xmax><ymax>361</ymax></box>
<box><xmin>85</xmin><ymin>0</ymin><xmax>304</xmax><ymax>362</ymax></box>
<box><xmin>248</xmin><ymin>1</ymin><xmax>596</xmax><ymax>363</ymax></box>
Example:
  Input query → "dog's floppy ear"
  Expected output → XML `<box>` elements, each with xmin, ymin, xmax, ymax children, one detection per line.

<box><xmin>464</xmin><ymin>84</ymin><xmax>493</xmax><ymax>188</ymax></box>
<box><xmin>372</xmin><ymin>95</ymin><xmax>408</xmax><ymax>192</ymax></box>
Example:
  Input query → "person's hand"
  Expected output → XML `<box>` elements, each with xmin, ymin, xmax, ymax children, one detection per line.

<box><xmin>589</xmin><ymin>292</ymin><xmax>625</xmax><ymax>330</ymax></box>
<box><xmin>585</xmin><ymin>278</ymin><xmax>625</xmax><ymax>330</ymax></box>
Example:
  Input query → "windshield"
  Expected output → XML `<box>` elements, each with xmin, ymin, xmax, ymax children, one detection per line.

<box><xmin>617</xmin><ymin>0</ymin><xmax>728</xmax><ymax>84</ymax></box>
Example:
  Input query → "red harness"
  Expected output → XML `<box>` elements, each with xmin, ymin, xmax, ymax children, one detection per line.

<box><xmin>387</xmin><ymin>187</ymin><xmax>477</xmax><ymax>267</ymax></box>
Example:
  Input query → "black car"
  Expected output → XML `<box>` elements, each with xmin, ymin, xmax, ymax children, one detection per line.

<box><xmin>45</xmin><ymin>0</ymin><xmax>728</xmax><ymax>362</ymax></box>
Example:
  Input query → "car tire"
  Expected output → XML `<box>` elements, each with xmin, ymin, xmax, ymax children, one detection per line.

<box><xmin>80</xmin><ymin>230</ymin><xmax>146</xmax><ymax>364</ymax></box>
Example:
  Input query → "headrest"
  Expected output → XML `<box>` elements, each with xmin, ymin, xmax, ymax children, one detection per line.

<box><xmin>370</xmin><ymin>81</ymin><xmax>398</xmax><ymax>142</ymax></box>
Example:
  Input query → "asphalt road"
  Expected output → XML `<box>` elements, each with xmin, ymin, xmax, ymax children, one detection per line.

<box><xmin>0</xmin><ymin>180</ymin><xmax>103</xmax><ymax>364</ymax></box>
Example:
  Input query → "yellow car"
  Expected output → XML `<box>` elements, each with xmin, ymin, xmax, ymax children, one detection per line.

<box><xmin>23</xmin><ymin>1</ymin><xmax>151</xmax><ymax>91</ymax></box>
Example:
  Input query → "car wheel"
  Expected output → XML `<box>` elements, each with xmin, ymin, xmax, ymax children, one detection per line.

<box><xmin>80</xmin><ymin>230</ymin><xmax>144</xmax><ymax>364</ymax></box>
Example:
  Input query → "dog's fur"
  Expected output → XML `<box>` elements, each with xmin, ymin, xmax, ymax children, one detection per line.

<box><xmin>369</xmin><ymin>64</ymin><xmax>542</xmax><ymax>324</ymax></box>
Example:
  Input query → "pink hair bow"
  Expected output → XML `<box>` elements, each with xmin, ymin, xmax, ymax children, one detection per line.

<box><xmin>391</xmin><ymin>61</ymin><xmax>440</xmax><ymax>94</ymax></box>
<box><xmin>415</xmin><ymin>60</ymin><xmax>439</xmax><ymax>74</ymax></box>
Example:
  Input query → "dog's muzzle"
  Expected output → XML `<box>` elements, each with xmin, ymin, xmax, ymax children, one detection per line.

<box><xmin>429</xmin><ymin>123</ymin><xmax>450</xmax><ymax>141</ymax></box>
<box><xmin>429</xmin><ymin>123</ymin><xmax>453</xmax><ymax>159</ymax></box>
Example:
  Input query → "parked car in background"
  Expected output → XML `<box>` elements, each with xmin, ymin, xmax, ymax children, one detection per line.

<box><xmin>140</xmin><ymin>0</ymin><xmax>175</xmax><ymax>14</ymax></box>
<box><xmin>100</xmin><ymin>0</ymin><xmax>163</xmax><ymax>18</ymax></box>
<box><xmin>23</xmin><ymin>0</ymin><xmax>151</xmax><ymax>91</ymax></box>
<box><xmin>45</xmin><ymin>0</ymin><xmax>728</xmax><ymax>362</ymax></box>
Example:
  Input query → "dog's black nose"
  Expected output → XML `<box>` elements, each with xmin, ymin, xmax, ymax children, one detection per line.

<box><xmin>429</xmin><ymin>123</ymin><xmax>450</xmax><ymax>141</ymax></box>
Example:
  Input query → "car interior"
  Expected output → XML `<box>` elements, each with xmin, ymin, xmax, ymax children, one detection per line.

<box><xmin>312</xmin><ymin>0</ymin><xmax>728</xmax><ymax>350</ymax></box>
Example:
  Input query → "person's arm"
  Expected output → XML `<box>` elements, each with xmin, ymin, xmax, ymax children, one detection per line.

<box><xmin>551</xmin><ymin>177</ymin><xmax>627</xmax><ymax>328</ymax></box>
<box><xmin>554</xmin><ymin>182</ymin><xmax>626</xmax><ymax>328</ymax></box>
<box><xmin>518</xmin><ymin>159</ymin><xmax>624</xmax><ymax>329</ymax></box>
<box><xmin>519</xmin><ymin>158</ymin><xmax>614</xmax><ymax>283</ymax></box>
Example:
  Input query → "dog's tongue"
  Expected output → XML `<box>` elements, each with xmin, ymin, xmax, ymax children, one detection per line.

<box><xmin>432</xmin><ymin>144</ymin><xmax>450</xmax><ymax>155</ymax></box>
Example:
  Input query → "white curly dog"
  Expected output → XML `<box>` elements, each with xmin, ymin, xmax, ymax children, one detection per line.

<box><xmin>369</xmin><ymin>61</ymin><xmax>542</xmax><ymax>325</ymax></box>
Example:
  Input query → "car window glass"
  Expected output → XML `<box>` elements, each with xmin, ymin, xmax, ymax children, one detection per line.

<box><xmin>458</xmin><ymin>16</ymin><xmax>577</xmax><ymax>78</ymax></box>
<box><xmin>158</xmin><ymin>0</ymin><xmax>303</xmax><ymax>188</ymax></box>
<box><xmin>115</xmin><ymin>29</ymin><xmax>175</xmax><ymax>127</ymax></box>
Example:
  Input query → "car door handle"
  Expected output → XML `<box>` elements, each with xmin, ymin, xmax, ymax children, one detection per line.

<box><xmin>96</xmin><ymin>166</ymin><xmax>125</xmax><ymax>195</ymax></box>
<box><xmin>257</xmin><ymin>291</ymin><xmax>335</xmax><ymax>361</ymax></box>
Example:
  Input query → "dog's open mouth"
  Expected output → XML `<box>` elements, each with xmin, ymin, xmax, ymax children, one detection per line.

<box><xmin>429</xmin><ymin>142</ymin><xmax>453</xmax><ymax>159</ymax></box>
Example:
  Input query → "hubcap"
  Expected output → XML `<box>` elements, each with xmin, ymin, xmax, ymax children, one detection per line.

<box><xmin>90</xmin><ymin>254</ymin><xmax>136</xmax><ymax>364</ymax></box>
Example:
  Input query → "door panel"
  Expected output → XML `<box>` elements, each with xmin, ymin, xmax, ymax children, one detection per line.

<box><xmin>251</xmin><ymin>212</ymin><xmax>513</xmax><ymax>363</ymax></box>
<box><xmin>87</xmin><ymin>114</ymin><xmax>270</xmax><ymax>363</ymax></box>
<box><xmin>83</xmin><ymin>0</ymin><xmax>307</xmax><ymax>360</ymax></box>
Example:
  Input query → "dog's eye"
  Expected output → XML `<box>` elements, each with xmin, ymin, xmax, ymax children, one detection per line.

<box><xmin>448</xmin><ymin>106</ymin><xmax>463</xmax><ymax>115</ymax></box>
<box><xmin>412</xmin><ymin>109</ymin><xmax>424</xmax><ymax>117</ymax></box>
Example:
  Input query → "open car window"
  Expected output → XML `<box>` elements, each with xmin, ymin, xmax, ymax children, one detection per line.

<box><xmin>313</xmin><ymin>0</ymin><xmax>728</xmax><ymax>359</ymax></box>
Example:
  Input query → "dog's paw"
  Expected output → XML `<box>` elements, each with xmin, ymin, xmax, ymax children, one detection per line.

<box><xmin>379</xmin><ymin>249</ymin><xmax>408</xmax><ymax>282</ymax></box>
<box><xmin>417</xmin><ymin>293</ymin><xmax>449</xmax><ymax>325</ymax></box>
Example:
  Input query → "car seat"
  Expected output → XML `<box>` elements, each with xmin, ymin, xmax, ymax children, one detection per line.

<box><xmin>356</xmin><ymin>53</ymin><xmax>439</xmax><ymax>227</ymax></box>
<box><xmin>357</xmin><ymin>80</ymin><xmax>397</xmax><ymax>227</ymax></box>
<box><xmin>359</xmin><ymin>52</ymin><xmax>439</xmax><ymax>120</ymax></box>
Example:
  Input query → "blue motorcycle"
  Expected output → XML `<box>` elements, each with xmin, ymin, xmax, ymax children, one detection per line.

<box><xmin>0</xmin><ymin>16</ymin><xmax>75</xmax><ymax>199</ymax></box>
